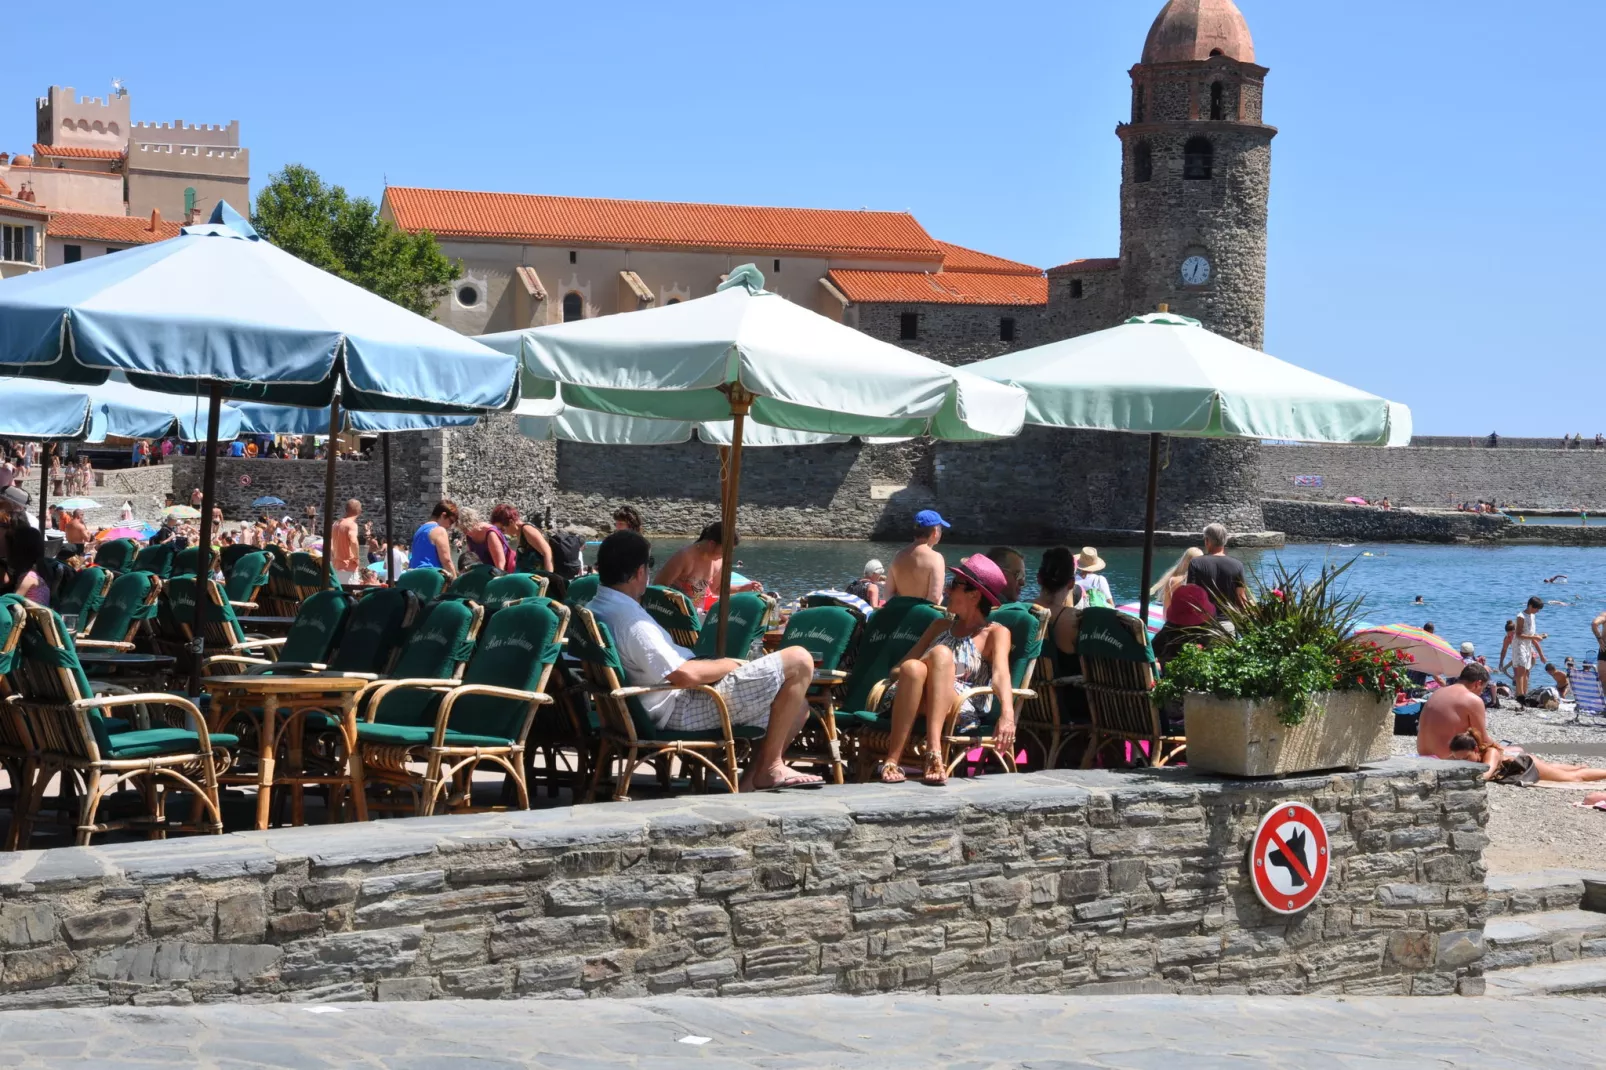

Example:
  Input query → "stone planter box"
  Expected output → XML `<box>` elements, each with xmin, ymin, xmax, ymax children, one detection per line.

<box><xmin>1182</xmin><ymin>690</ymin><xmax>1393</xmax><ymax>777</ymax></box>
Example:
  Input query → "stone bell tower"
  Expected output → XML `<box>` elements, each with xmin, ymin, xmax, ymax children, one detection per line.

<box><xmin>1118</xmin><ymin>0</ymin><xmax>1275</xmax><ymax>348</ymax></box>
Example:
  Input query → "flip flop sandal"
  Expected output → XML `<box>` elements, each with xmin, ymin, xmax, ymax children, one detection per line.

<box><xmin>880</xmin><ymin>761</ymin><xmax>907</xmax><ymax>784</ymax></box>
<box><xmin>923</xmin><ymin>753</ymin><xmax>948</xmax><ymax>785</ymax></box>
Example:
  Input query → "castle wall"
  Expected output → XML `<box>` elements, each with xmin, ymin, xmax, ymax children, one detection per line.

<box><xmin>1256</xmin><ymin>444</ymin><xmax>1606</xmax><ymax>511</ymax></box>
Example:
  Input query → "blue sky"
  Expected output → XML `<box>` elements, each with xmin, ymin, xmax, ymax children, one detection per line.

<box><xmin>4</xmin><ymin>1</ymin><xmax>1600</xmax><ymax>435</ymax></box>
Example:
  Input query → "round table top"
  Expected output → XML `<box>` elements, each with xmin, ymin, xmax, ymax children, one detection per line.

<box><xmin>77</xmin><ymin>652</ymin><xmax>178</xmax><ymax>667</ymax></box>
<box><xmin>203</xmin><ymin>674</ymin><xmax>369</xmax><ymax>693</ymax></box>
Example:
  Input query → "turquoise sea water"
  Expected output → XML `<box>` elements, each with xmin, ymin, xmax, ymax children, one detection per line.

<box><xmin>652</xmin><ymin>538</ymin><xmax>1606</xmax><ymax>666</ymax></box>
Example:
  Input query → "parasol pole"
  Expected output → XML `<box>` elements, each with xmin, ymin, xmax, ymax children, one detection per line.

<box><xmin>37</xmin><ymin>443</ymin><xmax>49</xmax><ymax>535</ymax></box>
<box><xmin>188</xmin><ymin>381</ymin><xmax>224</xmax><ymax>696</ymax></box>
<box><xmin>714</xmin><ymin>384</ymin><xmax>753</xmax><ymax>656</ymax></box>
<box><xmin>322</xmin><ymin>397</ymin><xmax>340</xmax><ymax>588</ymax></box>
<box><xmin>382</xmin><ymin>434</ymin><xmax>394</xmax><ymax>587</ymax></box>
<box><xmin>1137</xmin><ymin>432</ymin><xmax>1162</xmax><ymax>631</ymax></box>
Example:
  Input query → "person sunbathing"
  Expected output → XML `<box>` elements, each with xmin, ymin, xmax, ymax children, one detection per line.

<box><xmin>1417</xmin><ymin>663</ymin><xmax>1494</xmax><ymax>759</ymax></box>
<box><xmin>1447</xmin><ymin>733</ymin><xmax>1606</xmax><ymax>784</ymax></box>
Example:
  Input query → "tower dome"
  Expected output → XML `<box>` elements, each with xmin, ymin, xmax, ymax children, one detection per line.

<box><xmin>1141</xmin><ymin>0</ymin><xmax>1255</xmax><ymax>64</ymax></box>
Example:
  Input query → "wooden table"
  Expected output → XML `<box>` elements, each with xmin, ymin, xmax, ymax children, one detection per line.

<box><xmin>202</xmin><ymin>674</ymin><xmax>371</xmax><ymax>829</ymax></box>
<box><xmin>77</xmin><ymin>652</ymin><xmax>179</xmax><ymax>697</ymax></box>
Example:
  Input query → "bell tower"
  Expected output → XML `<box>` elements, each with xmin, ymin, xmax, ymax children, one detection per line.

<box><xmin>1118</xmin><ymin>0</ymin><xmax>1275</xmax><ymax>348</ymax></box>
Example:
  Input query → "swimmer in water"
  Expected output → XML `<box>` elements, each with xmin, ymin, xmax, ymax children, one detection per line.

<box><xmin>1412</xmin><ymin>595</ymin><xmax>1426</xmax><ymax>605</ymax></box>
<box><xmin>1544</xmin><ymin>575</ymin><xmax>1569</xmax><ymax>584</ymax></box>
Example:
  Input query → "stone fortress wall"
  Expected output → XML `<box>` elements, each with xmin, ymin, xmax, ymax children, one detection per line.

<box><xmin>0</xmin><ymin>761</ymin><xmax>1488</xmax><ymax>1010</ymax></box>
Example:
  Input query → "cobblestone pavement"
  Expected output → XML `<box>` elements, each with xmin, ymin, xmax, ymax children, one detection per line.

<box><xmin>0</xmin><ymin>994</ymin><xmax>1599</xmax><ymax>1068</ymax></box>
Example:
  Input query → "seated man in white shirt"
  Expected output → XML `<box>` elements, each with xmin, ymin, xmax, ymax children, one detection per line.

<box><xmin>587</xmin><ymin>530</ymin><xmax>822</xmax><ymax>791</ymax></box>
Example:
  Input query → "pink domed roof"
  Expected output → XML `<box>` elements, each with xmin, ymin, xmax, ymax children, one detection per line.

<box><xmin>1141</xmin><ymin>0</ymin><xmax>1255</xmax><ymax>64</ymax></box>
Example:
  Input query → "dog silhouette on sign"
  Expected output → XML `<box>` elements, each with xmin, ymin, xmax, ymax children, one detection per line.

<box><xmin>1268</xmin><ymin>827</ymin><xmax>1308</xmax><ymax>887</ymax></box>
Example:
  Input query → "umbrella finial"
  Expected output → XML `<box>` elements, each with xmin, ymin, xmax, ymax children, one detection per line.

<box><xmin>193</xmin><ymin>200</ymin><xmax>261</xmax><ymax>241</ymax></box>
<box><xmin>716</xmin><ymin>263</ymin><xmax>766</xmax><ymax>294</ymax></box>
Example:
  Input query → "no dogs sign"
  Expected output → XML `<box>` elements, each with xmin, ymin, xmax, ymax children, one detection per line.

<box><xmin>1249</xmin><ymin>802</ymin><xmax>1330</xmax><ymax>914</ymax></box>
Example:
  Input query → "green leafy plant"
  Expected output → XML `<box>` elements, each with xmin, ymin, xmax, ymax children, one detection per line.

<box><xmin>1152</xmin><ymin>559</ymin><xmax>1414</xmax><ymax>725</ymax></box>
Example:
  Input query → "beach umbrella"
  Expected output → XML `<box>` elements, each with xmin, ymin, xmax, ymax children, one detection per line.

<box><xmin>96</xmin><ymin>524</ymin><xmax>155</xmax><ymax>542</ymax></box>
<box><xmin>1353</xmin><ymin>623</ymin><xmax>1464</xmax><ymax>678</ymax></box>
<box><xmin>483</xmin><ymin>264</ymin><xmax>1026</xmax><ymax>648</ymax></box>
<box><xmin>1115</xmin><ymin>601</ymin><xmax>1166</xmax><ymax>637</ymax></box>
<box><xmin>0</xmin><ymin>201</ymin><xmax>520</xmax><ymax>692</ymax></box>
<box><xmin>55</xmin><ymin>497</ymin><xmax>101</xmax><ymax>511</ymax></box>
<box><xmin>251</xmin><ymin>495</ymin><xmax>287</xmax><ymax>509</ymax></box>
<box><xmin>966</xmin><ymin>311</ymin><xmax>1412</xmax><ymax>625</ymax></box>
<box><xmin>163</xmin><ymin>505</ymin><xmax>202</xmax><ymax>520</ymax></box>
<box><xmin>1344</xmin><ymin>497</ymin><xmax>1369</xmax><ymax>506</ymax></box>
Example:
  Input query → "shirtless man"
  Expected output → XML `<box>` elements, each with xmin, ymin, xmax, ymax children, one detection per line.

<box><xmin>62</xmin><ymin>509</ymin><xmax>89</xmax><ymax>554</ymax></box>
<box><xmin>887</xmin><ymin>510</ymin><xmax>948</xmax><ymax>605</ymax></box>
<box><xmin>653</xmin><ymin>522</ymin><xmax>759</xmax><ymax>611</ymax></box>
<box><xmin>330</xmin><ymin>499</ymin><xmax>363</xmax><ymax>586</ymax></box>
<box><xmin>1418</xmin><ymin>663</ymin><xmax>1495</xmax><ymax>759</ymax></box>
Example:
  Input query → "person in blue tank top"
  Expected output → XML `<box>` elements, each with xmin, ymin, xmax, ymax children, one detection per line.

<box><xmin>410</xmin><ymin>499</ymin><xmax>460</xmax><ymax>579</ymax></box>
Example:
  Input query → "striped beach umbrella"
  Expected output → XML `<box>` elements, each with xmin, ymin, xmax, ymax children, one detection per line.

<box><xmin>1353</xmin><ymin>623</ymin><xmax>1464</xmax><ymax>677</ymax></box>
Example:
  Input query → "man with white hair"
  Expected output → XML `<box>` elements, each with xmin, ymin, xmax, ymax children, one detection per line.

<box><xmin>1185</xmin><ymin>523</ymin><xmax>1247</xmax><ymax>614</ymax></box>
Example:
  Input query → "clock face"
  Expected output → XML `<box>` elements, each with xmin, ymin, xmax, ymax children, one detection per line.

<box><xmin>1181</xmin><ymin>255</ymin><xmax>1212</xmax><ymax>286</ymax></box>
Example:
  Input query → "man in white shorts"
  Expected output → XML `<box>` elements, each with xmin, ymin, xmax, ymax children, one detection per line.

<box><xmin>588</xmin><ymin>530</ymin><xmax>822</xmax><ymax>790</ymax></box>
<box><xmin>1511</xmin><ymin>595</ymin><xmax>1547</xmax><ymax>698</ymax></box>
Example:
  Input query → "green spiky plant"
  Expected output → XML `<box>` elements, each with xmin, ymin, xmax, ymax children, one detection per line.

<box><xmin>1153</xmin><ymin>559</ymin><xmax>1414</xmax><ymax>726</ymax></box>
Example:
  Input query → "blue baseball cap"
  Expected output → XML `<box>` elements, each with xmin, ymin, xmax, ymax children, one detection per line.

<box><xmin>915</xmin><ymin>510</ymin><xmax>950</xmax><ymax>529</ymax></box>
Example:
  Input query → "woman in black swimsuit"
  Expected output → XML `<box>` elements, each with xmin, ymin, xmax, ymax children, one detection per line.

<box><xmin>1594</xmin><ymin>611</ymin><xmax>1606</xmax><ymax>693</ymax></box>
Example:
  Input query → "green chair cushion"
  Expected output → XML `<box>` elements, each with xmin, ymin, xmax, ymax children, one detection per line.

<box><xmin>355</xmin><ymin>721</ymin><xmax>512</xmax><ymax>749</ymax></box>
<box><xmin>101</xmin><ymin>728</ymin><xmax>239</xmax><ymax>759</ymax></box>
<box><xmin>397</xmin><ymin>568</ymin><xmax>447</xmax><ymax>602</ymax></box>
<box><xmin>695</xmin><ymin>593</ymin><xmax>768</xmax><ymax>659</ymax></box>
<box><xmin>565</xmin><ymin>574</ymin><xmax>600</xmax><ymax>605</ymax></box>
<box><xmin>370</xmin><ymin>599</ymin><xmax>479</xmax><ymax>727</ymax></box>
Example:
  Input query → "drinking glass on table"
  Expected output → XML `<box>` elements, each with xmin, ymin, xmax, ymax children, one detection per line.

<box><xmin>61</xmin><ymin>614</ymin><xmax>79</xmax><ymax>636</ymax></box>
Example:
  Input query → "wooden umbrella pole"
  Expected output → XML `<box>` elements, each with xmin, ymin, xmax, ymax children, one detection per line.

<box><xmin>322</xmin><ymin>397</ymin><xmax>341</xmax><ymax>587</ymax></box>
<box><xmin>1137</xmin><ymin>432</ymin><xmax>1162</xmax><ymax>631</ymax></box>
<box><xmin>188</xmin><ymin>381</ymin><xmax>224</xmax><ymax>696</ymax></box>
<box><xmin>382</xmin><ymin>434</ymin><xmax>394</xmax><ymax>587</ymax></box>
<box><xmin>714</xmin><ymin>386</ymin><xmax>753</xmax><ymax>657</ymax></box>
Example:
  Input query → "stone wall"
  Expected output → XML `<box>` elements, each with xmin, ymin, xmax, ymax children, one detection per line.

<box><xmin>1262</xmin><ymin>501</ymin><xmax>1510</xmax><ymax>545</ymax></box>
<box><xmin>0</xmin><ymin>759</ymin><xmax>1487</xmax><ymax>1010</ymax></box>
<box><xmin>852</xmin><ymin>303</ymin><xmax>1045</xmax><ymax>369</ymax></box>
<box><xmin>169</xmin><ymin>456</ymin><xmax>391</xmax><ymax>528</ymax></box>
<box><xmin>1258</xmin><ymin>444</ymin><xmax>1606</xmax><ymax>511</ymax></box>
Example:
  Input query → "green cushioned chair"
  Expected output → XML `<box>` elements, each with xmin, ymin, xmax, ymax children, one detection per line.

<box><xmin>397</xmin><ymin>567</ymin><xmax>448</xmax><ymax>602</ymax></box>
<box><xmin>55</xmin><ymin>566</ymin><xmax>112</xmax><ymax>632</ymax></box>
<box><xmin>778</xmin><ymin>605</ymin><xmax>861</xmax><ymax>784</ymax></box>
<box><xmin>358</xmin><ymin>599</ymin><xmax>568</xmax><ymax>814</ymax></box>
<box><xmin>695</xmin><ymin>592</ymin><xmax>777</xmax><ymax>660</ymax></box>
<box><xmin>571</xmin><ymin>605</ymin><xmax>759</xmax><ymax>801</ymax></box>
<box><xmin>132</xmin><ymin>541</ymin><xmax>177</xmax><ymax>580</ymax></box>
<box><xmin>262</xmin><ymin>545</ymin><xmax>299</xmax><ymax>616</ymax></box>
<box><xmin>205</xmin><ymin>588</ymin><xmax>352</xmax><ymax>676</ymax></box>
<box><xmin>481</xmin><ymin>573</ymin><xmax>546</xmax><ymax>617</ymax></box>
<box><xmin>351</xmin><ymin>598</ymin><xmax>482</xmax><ymax>737</ymax></box>
<box><xmin>76</xmin><ymin>570</ymin><xmax>162</xmax><ymax>653</ymax></box>
<box><xmin>289</xmin><ymin>551</ymin><xmax>328</xmax><ymax>599</ymax></box>
<box><xmin>830</xmin><ymin>597</ymin><xmax>949</xmax><ymax>778</ymax></box>
<box><xmin>166</xmin><ymin>575</ymin><xmax>288</xmax><ymax>667</ymax></box>
<box><xmin>219</xmin><ymin>543</ymin><xmax>256</xmax><ymax>573</ymax></box>
<box><xmin>93</xmin><ymin>538</ymin><xmax>138</xmax><ymax>573</ymax></box>
<box><xmin>1077</xmin><ymin>606</ymin><xmax>1182</xmax><ymax>769</ymax></box>
<box><xmin>446</xmin><ymin>564</ymin><xmax>500</xmax><ymax>603</ymax></box>
<box><xmin>172</xmin><ymin>544</ymin><xmax>219</xmax><ymax>582</ymax></box>
<box><xmin>0</xmin><ymin>595</ymin><xmax>34</xmax><ymax>847</ymax></box>
<box><xmin>2</xmin><ymin>603</ymin><xmax>234</xmax><ymax>846</ymax></box>
<box><xmin>223</xmin><ymin>550</ymin><xmax>272</xmax><ymax>612</ymax></box>
<box><xmin>643</xmin><ymin>586</ymin><xmax>702</xmax><ymax>648</ymax></box>
<box><xmin>565</xmin><ymin>574</ymin><xmax>600</xmax><ymax>606</ymax></box>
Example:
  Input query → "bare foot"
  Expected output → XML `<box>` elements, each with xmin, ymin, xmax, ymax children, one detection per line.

<box><xmin>923</xmin><ymin>752</ymin><xmax>948</xmax><ymax>785</ymax></box>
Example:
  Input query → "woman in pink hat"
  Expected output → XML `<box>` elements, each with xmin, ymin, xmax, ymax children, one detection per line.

<box><xmin>879</xmin><ymin>554</ymin><xmax>1017</xmax><ymax>785</ymax></box>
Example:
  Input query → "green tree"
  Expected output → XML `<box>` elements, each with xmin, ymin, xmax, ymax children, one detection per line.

<box><xmin>251</xmin><ymin>164</ymin><xmax>458</xmax><ymax>317</ymax></box>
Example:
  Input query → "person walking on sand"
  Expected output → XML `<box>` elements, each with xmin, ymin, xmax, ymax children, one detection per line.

<box><xmin>887</xmin><ymin>510</ymin><xmax>949</xmax><ymax>605</ymax></box>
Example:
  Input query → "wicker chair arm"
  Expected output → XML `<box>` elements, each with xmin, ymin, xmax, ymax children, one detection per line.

<box><xmin>70</xmin><ymin>693</ymin><xmax>218</xmax><ymax>750</ymax></box>
<box><xmin>811</xmin><ymin>670</ymin><xmax>848</xmax><ymax>686</ymax></box>
<box><xmin>1054</xmin><ymin>675</ymin><xmax>1085</xmax><ymax>688</ymax></box>
<box><xmin>75</xmin><ymin>639</ymin><xmax>136</xmax><ymax>652</ymax></box>
<box><xmin>229</xmin><ymin>600</ymin><xmax>259</xmax><ymax>612</ymax></box>
<box><xmin>432</xmin><ymin>684</ymin><xmax>553</xmax><ymax>747</ymax></box>
<box><xmin>357</xmin><ymin>677</ymin><xmax>459</xmax><ymax>722</ymax></box>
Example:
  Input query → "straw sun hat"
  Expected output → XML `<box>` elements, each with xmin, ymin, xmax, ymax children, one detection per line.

<box><xmin>1076</xmin><ymin>547</ymin><xmax>1107</xmax><ymax>573</ymax></box>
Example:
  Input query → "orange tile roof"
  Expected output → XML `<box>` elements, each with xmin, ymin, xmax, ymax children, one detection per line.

<box><xmin>0</xmin><ymin>196</ymin><xmax>50</xmax><ymax>220</ymax></box>
<box><xmin>33</xmin><ymin>143</ymin><xmax>124</xmax><ymax>161</ymax></box>
<box><xmin>935</xmin><ymin>240</ymin><xmax>1041</xmax><ymax>276</ymax></box>
<box><xmin>827</xmin><ymin>269</ymin><xmax>1047</xmax><ymax>306</ymax></box>
<box><xmin>1048</xmin><ymin>257</ymin><xmax>1120</xmax><ymax>274</ymax></box>
<box><xmin>385</xmin><ymin>187</ymin><xmax>945</xmax><ymax>262</ymax></box>
<box><xmin>48</xmin><ymin>211</ymin><xmax>181</xmax><ymax>244</ymax></box>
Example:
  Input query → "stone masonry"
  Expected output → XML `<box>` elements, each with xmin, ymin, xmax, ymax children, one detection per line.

<box><xmin>0</xmin><ymin>759</ymin><xmax>1486</xmax><ymax>1011</ymax></box>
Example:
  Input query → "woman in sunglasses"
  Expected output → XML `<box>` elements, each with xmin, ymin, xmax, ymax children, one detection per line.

<box><xmin>878</xmin><ymin>554</ymin><xmax>1016</xmax><ymax>785</ymax></box>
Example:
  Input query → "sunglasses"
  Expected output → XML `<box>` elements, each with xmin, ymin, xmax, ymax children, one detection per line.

<box><xmin>951</xmin><ymin>577</ymin><xmax>977</xmax><ymax>594</ymax></box>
